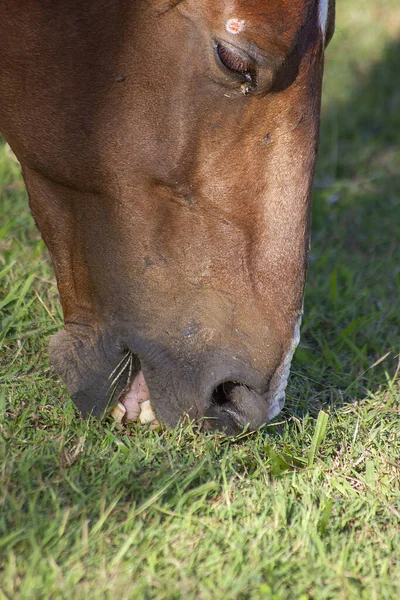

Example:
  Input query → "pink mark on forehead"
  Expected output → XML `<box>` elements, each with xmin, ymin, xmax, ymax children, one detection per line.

<box><xmin>225</xmin><ymin>18</ymin><xmax>246</xmax><ymax>35</ymax></box>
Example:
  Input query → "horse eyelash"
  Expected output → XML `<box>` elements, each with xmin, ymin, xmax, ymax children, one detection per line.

<box><xmin>216</xmin><ymin>43</ymin><xmax>254</xmax><ymax>82</ymax></box>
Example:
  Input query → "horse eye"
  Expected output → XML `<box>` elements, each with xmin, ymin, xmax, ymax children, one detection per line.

<box><xmin>216</xmin><ymin>43</ymin><xmax>254</xmax><ymax>83</ymax></box>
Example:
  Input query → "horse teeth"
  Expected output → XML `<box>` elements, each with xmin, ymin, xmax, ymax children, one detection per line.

<box><xmin>110</xmin><ymin>402</ymin><xmax>127</xmax><ymax>424</ymax></box>
<box><xmin>139</xmin><ymin>400</ymin><xmax>157</xmax><ymax>424</ymax></box>
<box><xmin>110</xmin><ymin>399</ymin><xmax>158</xmax><ymax>428</ymax></box>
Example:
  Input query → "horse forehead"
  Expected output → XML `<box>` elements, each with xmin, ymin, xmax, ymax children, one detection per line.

<box><xmin>200</xmin><ymin>0</ymin><xmax>314</xmax><ymax>24</ymax></box>
<box><xmin>192</xmin><ymin>0</ymin><xmax>317</xmax><ymax>43</ymax></box>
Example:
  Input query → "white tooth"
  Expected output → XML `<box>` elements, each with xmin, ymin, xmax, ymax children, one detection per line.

<box><xmin>139</xmin><ymin>400</ymin><xmax>157</xmax><ymax>424</ymax></box>
<box><xmin>110</xmin><ymin>402</ymin><xmax>126</xmax><ymax>424</ymax></box>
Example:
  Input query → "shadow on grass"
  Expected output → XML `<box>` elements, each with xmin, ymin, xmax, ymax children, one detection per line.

<box><xmin>287</xmin><ymin>38</ymin><xmax>400</xmax><ymax>417</ymax></box>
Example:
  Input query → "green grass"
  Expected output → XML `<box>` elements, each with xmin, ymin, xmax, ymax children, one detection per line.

<box><xmin>1</xmin><ymin>1</ymin><xmax>399</xmax><ymax>598</ymax></box>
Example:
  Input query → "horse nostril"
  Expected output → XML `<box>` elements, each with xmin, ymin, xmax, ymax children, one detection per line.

<box><xmin>208</xmin><ymin>380</ymin><xmax>271</xmax><ymax>432</ymax></box>
<box><xmin>211</xmin><ymin>381</ymin><xmax>242</xmax><ymax>406</ymax></box>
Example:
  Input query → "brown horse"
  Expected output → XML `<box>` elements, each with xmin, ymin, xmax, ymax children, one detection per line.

<box><xmin>0</xmin><ymin>1</ymin><xmax>335</xmax><ymax>433</ymax></box>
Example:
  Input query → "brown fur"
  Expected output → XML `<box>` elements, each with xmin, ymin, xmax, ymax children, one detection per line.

<box><xmin>0</xmin><ymin>1</ymin><xmax>334</xmax><ymax>431</ymax></box>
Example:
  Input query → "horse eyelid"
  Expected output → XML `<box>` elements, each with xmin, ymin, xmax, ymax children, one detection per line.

<box><xmin>215</xmin><ymin>42</ymin><xmax>255</xmax><ymax>82</ymax></box>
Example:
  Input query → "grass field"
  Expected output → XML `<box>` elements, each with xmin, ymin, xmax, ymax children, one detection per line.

<box><xmin>1</xmin><ymin>2</ymin><xmax>399</xmax><ymax>598</ymax></box>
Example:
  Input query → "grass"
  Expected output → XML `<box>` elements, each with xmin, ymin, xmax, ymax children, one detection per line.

<box><xmin>1</xmin><ymin>1</ymin><xmax>399</xmax><ymax>598</ymax></box>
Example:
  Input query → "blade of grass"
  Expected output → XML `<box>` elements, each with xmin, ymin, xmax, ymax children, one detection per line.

<box><xmin>308</xmin><ymin>411</ymin><xmax>329</xmax><ymax>467</ymax></box>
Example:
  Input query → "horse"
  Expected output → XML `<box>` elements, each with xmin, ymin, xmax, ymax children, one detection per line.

<box><xmin>0</xmin><ymin>1</ymin><xmax>335</xmax><ymax>433</ymax></box>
